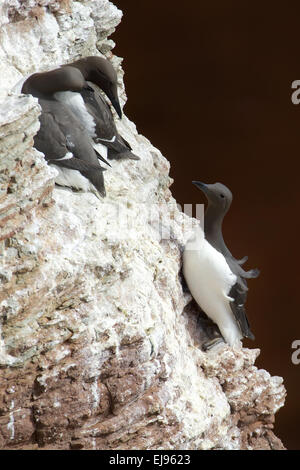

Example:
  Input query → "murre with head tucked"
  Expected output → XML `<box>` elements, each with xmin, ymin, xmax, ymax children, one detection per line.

<box><xmin>183</xmin><ymin>181</ymin><xmax>259</xmax><ymax>349</ymax></box>
<box><xmin>57</xmin><ymin>56</ymin><xmax>139</xmax><ymax>161</ymax></box>
<box><xmin>22</xmin><ymin>66</ymin><xmax>108</xmax><ymax>198</ymax></box>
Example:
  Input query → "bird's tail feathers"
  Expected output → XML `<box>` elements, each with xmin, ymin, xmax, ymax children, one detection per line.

<box><xmin>229</xmin><ymin>284</ymin><xmax>255</xmax><ymax>340</ymax></box>
<box><xmin>108</xmin><ymin>149</ymin><xmax>140</xmax><ymax>161</ymax></box>
<box><xmin>94</xmin><ymin>148</ymin><xmax>112</xmax><ymax>167</ymax></box>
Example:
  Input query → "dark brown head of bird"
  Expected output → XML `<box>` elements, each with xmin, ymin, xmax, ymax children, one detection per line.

<box><xmin>192</xmin><ymin>181</ymin><xmax>233</xmax><ymax>215</ymax></box>
<box><xmin>22</xmin><ymin>66</ymin><xmax>90</xmax><ymax>97</ymax></box>
<box><xmin>68</xmin><ymin>56</ymin><xmax>122</xmax><ymax>119</ymax></box>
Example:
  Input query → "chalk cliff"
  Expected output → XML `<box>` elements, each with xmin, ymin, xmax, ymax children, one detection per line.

<box><xmin>0</xmin><ymin>0</ymin><xmax>285</xmax><ymax>449</ymax></box>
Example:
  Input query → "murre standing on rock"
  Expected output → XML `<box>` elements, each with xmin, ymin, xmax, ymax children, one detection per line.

<box><xmin>57</xmin><ymin>56</ymin><xmax>139</xmax><ymax>161</ymax></box>
<box><xmin>183</xmin><ymin>181</ymin><xmax>259</xmax><ymax>349</ymax></box>
<box><xmin>22</xmin><ymin>66</ymin><xmax>108</xmax><ymax>198</ymax></box>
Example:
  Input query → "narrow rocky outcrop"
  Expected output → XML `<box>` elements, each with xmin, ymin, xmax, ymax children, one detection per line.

<box><xmin>0</xmin><ymin>0</ymin><xmax>286</xmax><ymax>450</ymax></box>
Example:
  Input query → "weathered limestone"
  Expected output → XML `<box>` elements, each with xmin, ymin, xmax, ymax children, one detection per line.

<box><xmin>0</xmin><ymin>0</ymin><xmax>286</xmax><ymax>450</ymax></box>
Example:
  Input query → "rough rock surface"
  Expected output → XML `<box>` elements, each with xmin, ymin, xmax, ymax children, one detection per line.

<box><xmin>0</xmin><ymin>0</ymin><xmax>286</xmax><ymax>450</ymax></box>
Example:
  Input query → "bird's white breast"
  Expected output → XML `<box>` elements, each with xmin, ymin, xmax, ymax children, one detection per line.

<box><xmin>183</xmin><ymin>226</ymin><xmax>242</xmax><ymax>347</ymax></box>
<box><xmin>54</xmin><ymin>91</ymin><xmax>96</xmax><ymax>138</ymax></box>
<box><xmin>183</xmin><ymin>233</ymin><xmax>236</xmax><ymax>304</ymax></box>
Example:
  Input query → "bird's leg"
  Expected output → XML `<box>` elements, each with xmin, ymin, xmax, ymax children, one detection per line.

<box><xmin>196</xmin><ymin>313</ymin><xmax>224</xmax><ymax>351</ymax></box>
<box><xmin>202</xmin><ymin>337</ymin><xmax>225</xmax><ymax>351</ymax></box>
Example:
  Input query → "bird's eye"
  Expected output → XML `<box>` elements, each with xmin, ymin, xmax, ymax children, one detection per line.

<box><xmin>220</xmin><ymin>194</ymin><xmax>225</xmax><ymax>198</ymax></box>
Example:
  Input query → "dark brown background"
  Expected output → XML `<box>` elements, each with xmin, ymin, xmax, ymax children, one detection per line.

<box><xmin>112</xmin><ymin>0</ymin><xmax>300</xmax><ymax>449</ymax></box>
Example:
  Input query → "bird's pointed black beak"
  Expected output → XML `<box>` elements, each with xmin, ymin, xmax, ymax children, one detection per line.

<box><xmin>110</xmin><ymin>95</ymin><xmax>122</xmax><ymax>119</ymax></box>
<box><xmin>192</xmin><ymin>181</ymin><xmax>208</xmax><ymax>192</ymax></box>
<box><xmin>104</xmin><ymin>86</ymin><xmax>122</xmax><ymax>119</ymax></box>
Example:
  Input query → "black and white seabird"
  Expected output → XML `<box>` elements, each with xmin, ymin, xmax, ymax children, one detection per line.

<box><xmin>58</xmin><ymin>56</ymin><xmax>139</xmax><ymax>161</ymax></box>
<box><xmin>183</xmin><ymin>181</ymin><xmax>259</xmax><ymax>349</ymax></box>
<box><xmin>193</xmin><ymin>182</ymin><xmax>259</xmax><ymax>282</ymax></box>
<box><xmin>22</xmin><ymin>66</ymin><xmax>108</xmax><ymax>198</ymax></box>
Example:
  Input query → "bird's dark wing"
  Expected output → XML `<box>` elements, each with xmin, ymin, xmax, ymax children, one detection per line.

<box><xmin>48</xmin><ymin>157</ymin><xmax>106</xmax><ymax>197</ymax></box>
<box><xmin>226</xmin><ymin>255</ymin><xmax>260</xmax><ymax>283</ymax></box>
<box><xmin>80</xmin><ymin>84</ymin><xmax>116</xmax><ymax>140</ymax></box>
<box><xmin>34</xmin><ymin>107</ymin><xmax>68</xmax><ymax>160</ymax></box>
<box><xmin>94</xmin><ymin>148</ymin><xmax>111</xmax><ymax>167</ymax></box>
<box><xmin>241</xmin><ymin>267</ymin><xmax>260</xmax><ymax>279</ymax></box>
<box><xmin>209</xmin><ymin>229</ymin><xmax>259</xmax><ymax>280</ymax></box>
<box><xmin>82</xmin><ymin>83</ymin><xmax>140</xmax><ymax>161</ymax></box>
<box><xmin>35</xmin><ymin>99</ymin><xmax>106</xmax><ymax>197</ymax></box>
<box><xmin>107</xmin><ymin>147</ymin><xmax>140</xmax><ymax>161</ymax></box>
<box><xmin>229</xmin><ymin>282</ymin><xmax>255</xmax><ymax>340</ymax></box>
<box><xmin>46</xmin><ymin>100</ymin><xmax>106</xmax><ymax>168</ymax></box>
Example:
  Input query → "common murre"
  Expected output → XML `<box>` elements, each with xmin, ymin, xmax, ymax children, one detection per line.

<box><xmin>22</xmin><ymin>66</ymin><xmax>108</xmax><ymax>198</ymax></box>
<box><xmin>59</xmin><ymin>56</ymin><xmax>140</xmax><ymax>161</ymax></box>
<box><xmin>183</xmin><ymin>181</ymin><xmax>258</xmax><ymax>349</ymax></box>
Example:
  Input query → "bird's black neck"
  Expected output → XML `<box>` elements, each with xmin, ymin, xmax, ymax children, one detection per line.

<box><xmin>204</xmin><ymin>203</ymin><xmax>228</xmax><ymax>255</ymax></box>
